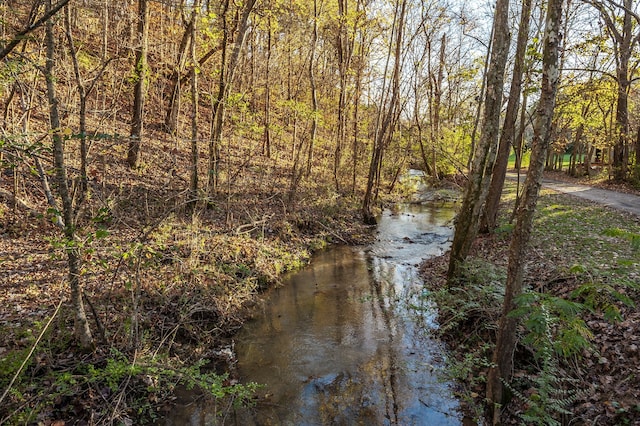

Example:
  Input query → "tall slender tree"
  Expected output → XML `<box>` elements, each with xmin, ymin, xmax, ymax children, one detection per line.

<box><xmin>306</xmin><ymin>0</ymin><xmax>320</xmax><ymax>178</ymax></box>
<box><xmin>127</xmin><ymin>0</ymin><xmax>150</xmax><ymax>168</ymax></box>
<box><xmin>486</xmin><ymin>0</ymin><xmax>564</xmax><ymax>420</ymax></box>
<box><xmin>481</xmin><ymin>0</ymin><xmax>533</xmax><ymax>233</ymax></box>
<box><xmin>165</xmin><ymin>6</ymin><xmax>195</xmax><ymax>135</ymax></box>
<box><xmin>189</xmin><ymin>0</ymin><xmax>201</xmax><ymax>199</ymax></box>
<box><xmin>334</xmin><ymin>0</ymin><xmax>354</xmax><ymax>190</ymax></box>
<box><xmin>208</xmin><ymin>0</ymin><xmax>257</xmax><ymax>194</ymax></box>
<box><xmin>448</xmin><ymin>0</ymin><xmax>511</xmax><ymax>280</ymax></box>
<box><xmin>362</xmin><ymin>0</ymin><xmax>407</xmax><ymax>224</ymax></box>
<box><xmin>45</xmin><ymin>0</ymin><xmax>93</xmax><ymax>349</ymax></box>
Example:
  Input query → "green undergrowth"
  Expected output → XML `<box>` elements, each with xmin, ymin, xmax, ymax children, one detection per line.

<box><xmin>0</xmin><ymin>190</ymin><xmax>374</xmax><ymax>423</ymax></box>
<box><xmin>1</xmin><ymin>341</ymin><xmax>259</xmax><ymax>425</ymax></box>
<box><xmin>424</xmin><ymin>182</ymin><xmax>640</xmax><ymax>424</ymax></box>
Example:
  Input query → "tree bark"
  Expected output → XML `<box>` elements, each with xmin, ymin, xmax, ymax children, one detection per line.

<box><xmin>481</xmin><ymin>0</ymin><xmax>532</xmax><ymax>233</ymax></box>
<box><xmin>189</xmin><ymin>1</ymin><xmax>200</xmax><ymax>199</ymax></box>
<box><xmin>208</xmin><ymin>0</ymin><xmax>256</xmax><ymax>194</ymax></box>
<box><xmin>45</xmin><ymin>0</ymin><xmax>93</xmax><ymax>349</ymax></box>
<box><xmin>305</xmin><ymin>0</ymin><xmax>319</xmax><ymax>178</ymax></box>
<box><xmin>486</xmin><ymin>0</ymin><xmax>563</xmax><ymax>421</ymax></box>
<box><xmin>164</xmin><ymin>17</ymin><xmax>194</xmax><ymax>134</ymax></box>
<box><xmin>263</xmin><ymin>16</ymin><xmax>272</xmax><ymax>158</ymax></box>
<box><xmin>447</xmin><ymin>0</ymin><xmax>511</xmax><ymax>280</ymax></box>
<box><xmin>613</xmin><ymin>0</ymin><xmax>633</xmax><ymax>180</ymax></box>
<box><xmin>351</xmin><ymin>23</ymin><xmax>366</xmax><ymax>194</ymax></box>
<box><xmin>127</xmin><ymin>0</ymin><xmax>150</xmax><ymax>168</ymax></box>
<box><xmin>514</xmin><ymin>93</ymin><xmax>528</xmax><ymax>172</ymax></box>
<box><xmin>64</xmin><ymin>4</ymin><xmax>89</xmax><ymax>202</ymax></box>
<box><xmin>362</xmin><ymin>0</ymin><xmax>406</xmax><ymax>224</ymax></box>
<box><xmin>334</xmin><ymin>0</ymin><xmax>354</xmax><ymax>190</ymax></box>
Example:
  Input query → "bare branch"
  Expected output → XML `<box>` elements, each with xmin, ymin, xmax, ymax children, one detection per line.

<box><xmin>0</xmin><ymin>0</ymin><xmax>71</xmax><ymax>62</ymax></box>
<box><xmin>562</xmin><ymin>67</ymin><xmax>618</xmax><ymax>80</ymax></box>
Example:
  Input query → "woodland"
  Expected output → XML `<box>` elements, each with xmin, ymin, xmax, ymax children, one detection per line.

<box><xmin>0</xmin><ymin>0</ymin><xmax>639</xmax><ymax>424</ymax></box>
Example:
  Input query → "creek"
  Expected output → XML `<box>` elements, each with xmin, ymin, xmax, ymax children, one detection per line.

<box><xmin>165</xmin><ymin>201</ymin><xmax>466</xmax><ymax>425</ymax></box>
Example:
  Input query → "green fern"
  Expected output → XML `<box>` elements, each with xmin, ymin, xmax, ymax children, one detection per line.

<box><xmin>506</xmin><ymin>305</ymin><xmax>584</xmax><ymax>425</ymax></box>
<box><xmin>511</xmin><ymin>291</ymin><xmax>593</xmax><ymax>358</ymax></box>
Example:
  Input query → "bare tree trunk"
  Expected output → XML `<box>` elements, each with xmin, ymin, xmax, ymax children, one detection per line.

<box><xmin>613</xmin><ymin>0</ymin><xmax>632</xmax><ymax>180</ymax></box>
<box><xmin>362</xmin><ymin>0</ymin><xmax>406</xmax><ymax>224</ymax></box>
<box><xmin>45</xmin><ymin>0</ymin><xmax>93</xmax><ymax>349</ymax></box>
<box><xmin>429</xmin><ymin>33</ymin><xmax>446</xmax><ymax>180</ymax></box>
<box><xmin>263</xmin><ymin>16</ymin><xmax>272</xmax><ymax>158</ymax></box>
<box><xmin>208</xmin><ymin>0</ymin><xmax>256</xmax><ymax>194</ymax></box>
<box><xmin>305</xmin><ymin>0</ymin><xmax>319</xmax><ymax>178</ymax></box>
<box><xmin>486</xmin><ymin>0</ymin><xmax>563</xmax><ymax>421</ymax></box>
<box><xmin>165</xmin><ymin>16</ymin><xmax>194</xmax><ymax>134</ymax></box>
<box><xmin>514</xmin><ymin>93</ymin><xmax>528</xmax><ymax>172</ymax></box>
<box><xmin>351</xmin><ymin>26</ymin><xmax>366</xmax><ymax>194</ymax></box>
<box><xmin>570</xmin><ymin>123</ymin><xmax>584</xmax><ymax>176</ymax></box>
<box><xmin>448</xmin><ymin>0</ymin><xmax>511</xmax><ymax>280</ymax></box>
<box><xmin>64</xmin><ymin>4</ymin><xmax>89</xmax><ymax>202</ymax></box>
<box><xmin>189</xmin><ymin>1</ymin><xmax>200</xmax><ymax>199</ymax></box>
<box><xmin>481</xmin><ymin>0</ymin><xmax>532</xmax><ymax>233</ymax></box>
<box><xmin>127</xmin><ymin>0</ymin><xmax>149</xmax><ymax>168</ymax></box>
<box><xmin>209</xmin><ymin>0</ymin><xmax>229</xmax><ymax>194</ymax></box>
<box><xmin>467</xmin><ymin>25</ymin><xmax>494</xmax><ymax>171</ymax></box>
<box><xmin>101</xmin><ymin>0</ymin><xmax>108</xmax><ymax>60</ymax></box>
<box><xmin>334</xmin><ymin>0</ymin><xmax>353</xmax><ymax>191</ymax></box>
<box><xmin>585</xmin><ymin>143</ymin><xmax>594</xmax><ymax>177</ymax></box>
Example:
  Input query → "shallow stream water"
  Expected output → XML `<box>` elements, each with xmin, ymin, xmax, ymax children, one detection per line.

<box><xmin>164</xmin><ymin>202</ymin><xmax>465</xmax><ymax>425</ymax></box>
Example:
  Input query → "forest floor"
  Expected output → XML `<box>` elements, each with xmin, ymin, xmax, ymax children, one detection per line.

<box><xmin>0</xmin><ymin>125</ymin><xmax>383</xmax><ymax>424</ymax></box>
<box><xmin>2</xmin><ymin>140</ymin><xmax>639</xmax><ymax>425</ymax></box>
<box><xmin>421</xmin><ymin>169</ymin><xmax>640</xmax><ymax>425</ymax></box>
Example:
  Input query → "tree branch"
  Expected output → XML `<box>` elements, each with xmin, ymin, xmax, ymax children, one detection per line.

<box><xmin>0</xmin><ymin>0</ymin><xmax>71</xmax><ymax>62</ymax></box>
<box><xmin>603</xmin><ymin>0</ymin><xmax>640</xmax><ymax>25</ymax></box>
<box><xmin>562</xmin><ymin>67</ymin><xmax>618</xmax><ymax>81</ymax></box>
<box><xmin>584</xmin><ymin>0</ymin><xmax>622</xmax><ymax>42</ymax></box>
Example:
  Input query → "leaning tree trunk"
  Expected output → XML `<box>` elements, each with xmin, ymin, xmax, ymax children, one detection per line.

<box><xmin>447</xmin><ymin>0</ymin><xmax>511</xmax><ymax>280</ymax></box>
<box><xmin>481</xmin><ymin>0</ymin><xmax>532</xmax><ymax>233</ymax></box>
<box><xmin>45</xmin><ymin>0</ymin><xmax>93</xmax><ymax>349</ymax></box>
<box><xmin>362</xmin><ymin>0</ymin><xmax>406</xmax><ymax>224</ymax></box>
<box><xmin>486</xmin><ymin>0</ymin><xmax>563</xmax><ymax>422</ymax></box>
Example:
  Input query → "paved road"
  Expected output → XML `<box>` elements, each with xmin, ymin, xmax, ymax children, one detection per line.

<box><xmin>505</xmin><ymin>172</ymin><xmax>640</xmax><ymax>217</ymax></box>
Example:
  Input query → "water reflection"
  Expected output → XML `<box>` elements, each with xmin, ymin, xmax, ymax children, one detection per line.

<box><xmin>234</xmin><ymin>203</ymin><xmax>460</xmax><ymax>425</ymax></box>
<box><xmin>165</xmin><ymin>203</ymin><xmax>463</xmax><ymax>425</ymax></box>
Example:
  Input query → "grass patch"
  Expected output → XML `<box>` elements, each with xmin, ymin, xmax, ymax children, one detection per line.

<box><xmin>507</xmin><ymin>149</ymin><xmax>532</xmax><ymax>169</ymax></box>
